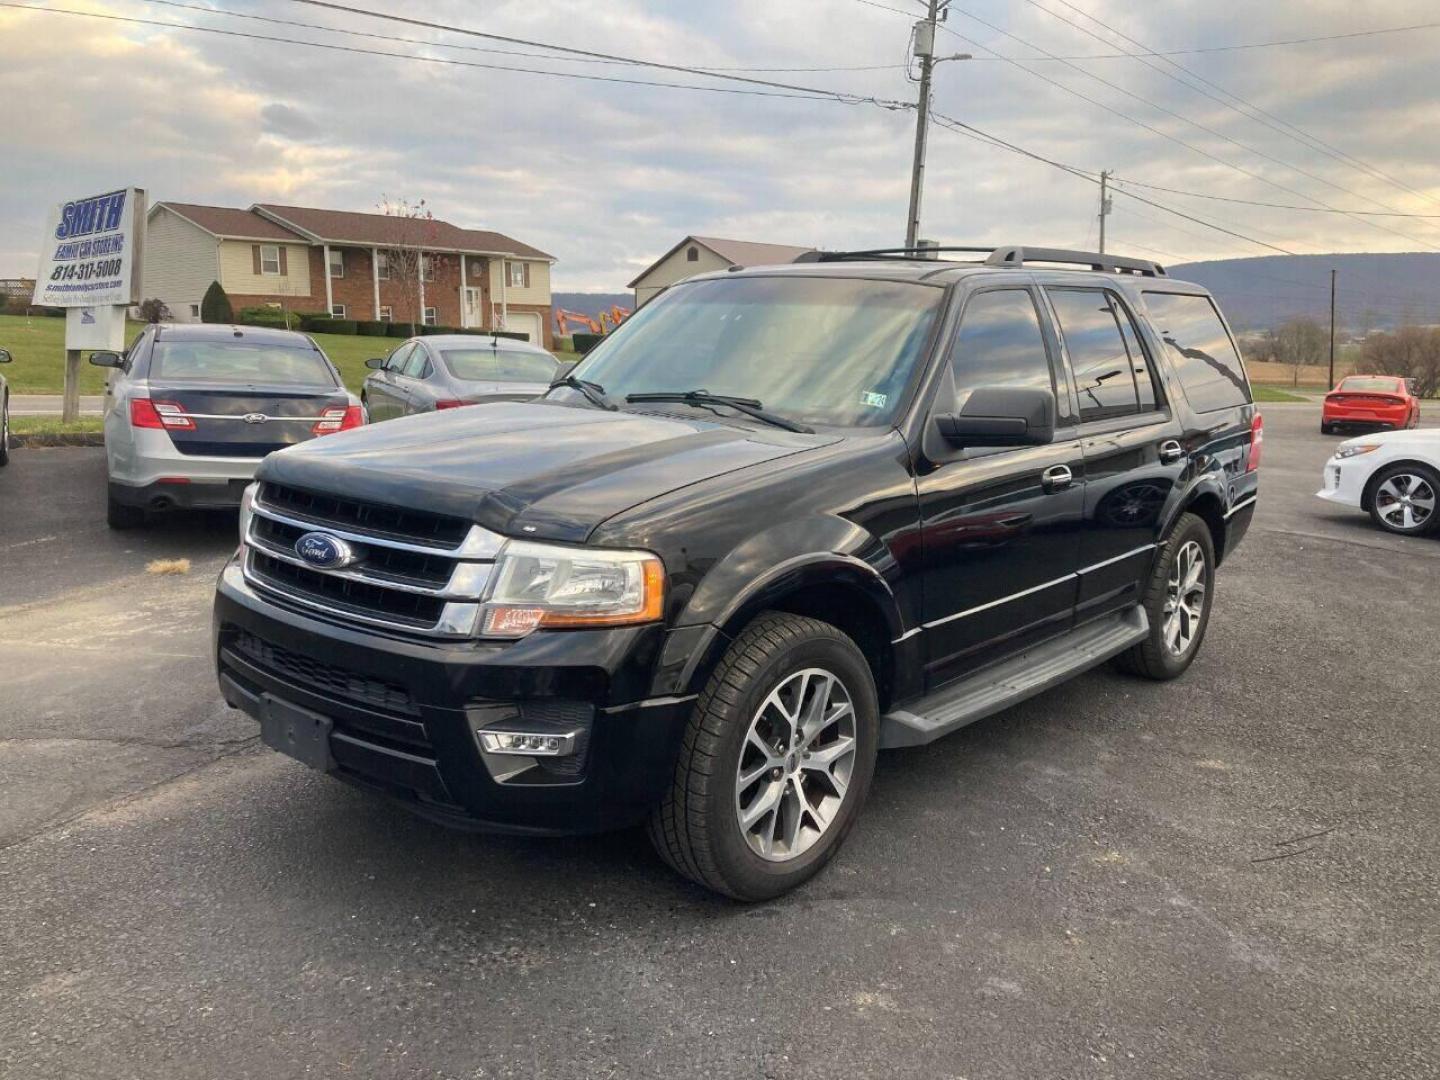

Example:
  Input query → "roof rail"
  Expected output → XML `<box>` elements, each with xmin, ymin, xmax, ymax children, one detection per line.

<box><xmin>795</xmin><ymin>244</ymin><xmax>1167</xmax><ymax>277</ymax></box>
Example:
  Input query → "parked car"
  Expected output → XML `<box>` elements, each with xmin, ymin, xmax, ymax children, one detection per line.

<box><xmin>213</xmin><ymin>245</ymin><xmax>1260</xmax><ymax>900</ymax></box>
<box><xmin>1316</xmin><ymin>428</ymin><xmax>1439</xmax><ymax>536</ymax></box>
<box><xmin>0</xmin><ymin>347</ymin><xmax>11</xmax><ymax>467</ymax></box>
<box><xmin>94</xmin><ymin>323</ymin><xmax>362</xmax><ymax>529</ymax></box>
<box><xmin>1321</xmin><ymin>374</ymin><xmax>1420</xmax><ymax>434</ymax></box>
<box><xmin>361</xmin><ymin>334</ymin><xmax>563</xmax><ymax>421</ymax></box>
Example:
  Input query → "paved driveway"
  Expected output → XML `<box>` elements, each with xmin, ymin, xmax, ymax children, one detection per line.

<box><xmin>1</xmin><ymin>405</ymin><xmax>1437</xmax><ymax>1079</ymax></box>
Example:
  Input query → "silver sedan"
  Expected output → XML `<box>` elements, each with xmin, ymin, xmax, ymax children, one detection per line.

<box><xmin>362</xmin><ymin>334</ymin><xmax>564</xmax><ymax>422</ymax></box>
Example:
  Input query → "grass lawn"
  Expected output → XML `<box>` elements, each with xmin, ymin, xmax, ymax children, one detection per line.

<box><xmin>10</xmin><ymin>415</ymin><xmax>105</xmax><ymax>435</ymax></box>
<box><xmin>0</xmin><ymin>314</ymin><xmax>578</xmax><ymax>397</ymax></box>
<box><xmin>1251</xmin><ymin>386</ymin><xmax>1309</xmax><ymax>403</ymax></box>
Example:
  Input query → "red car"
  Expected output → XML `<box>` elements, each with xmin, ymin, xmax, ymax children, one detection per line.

<box><xmin>1321</xmin><ymin>375</ymin><xmax>1421</xmax><ymax>435</ymax></box>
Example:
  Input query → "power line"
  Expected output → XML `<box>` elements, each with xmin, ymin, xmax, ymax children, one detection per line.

<box><xmin>944</xmin><ymin>4</ymin><xmax>1440</xmax><ymax>253</ymax></box>
<box><xmin>1108</xmin><ymin>177</ymin><xmax>1440</xmax><ymax>218</ymax></box>
<box><xmin>0</xmin><ymin>2</ymin><xmax>909</xmax><ymax>106</ymax></box>
<box><xmin>1027</xmin><ymin>0</ymin><xmax>1440</xmax><ymax>217</ymax></box>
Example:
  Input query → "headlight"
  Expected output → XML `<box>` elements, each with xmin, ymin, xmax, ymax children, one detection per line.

<box><xmin>238</xmin><ymin>481</ymin><xmax>259</xmax><ymax>543</ymax></box>
<box><xmin>1335</xmin><ymin>444</ymin><xmax>1380</xmax><ymax>459</ymax></box>
<box><xmin>481</xmin><ymin>540</ymin><xmax>664</xmax><ymax>638</ymax></box>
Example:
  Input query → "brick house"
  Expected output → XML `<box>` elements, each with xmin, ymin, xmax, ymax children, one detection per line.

<box><xmin>143</xmin><ymin>201</ymin><xmax>556</xmax><ymax>347</ymax></box>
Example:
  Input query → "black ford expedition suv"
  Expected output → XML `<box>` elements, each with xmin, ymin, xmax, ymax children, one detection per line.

<box><xmin>215</xmin><ymin>245</ymin><xmax>1260</xmax><ymax>900</ymax></box>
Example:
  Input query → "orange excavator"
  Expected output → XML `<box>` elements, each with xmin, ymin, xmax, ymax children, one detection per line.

<box><xmin>555</xmin><ymin>308</ymin><xmax>601</xmax><ymax>336</ymax></box>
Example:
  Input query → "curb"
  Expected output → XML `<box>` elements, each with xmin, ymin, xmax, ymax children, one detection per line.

<box><xmin>8</xmin><ymin>433</ymin><xmax>106</xmax><ymax>448</ymax></box>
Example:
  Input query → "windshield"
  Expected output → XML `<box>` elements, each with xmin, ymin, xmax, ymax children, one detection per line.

<box><xmin>1339</xmin><ymin>377</ymin><xmax>1402</xmax><ymax>393</ymax></box>
<box><xmin>150</xmin><ymin>341</ymin><xmax>336</xmax><ymax>386</ymax></box>
<box><xmin>570</xmin><ymin>276</ymin><xmax>943</xmax><ymax>427</ymax></box>
<box><xmin>441</xmin><ymin>348</ymin><xmax>559</xmax><ymax>383</ymax></box>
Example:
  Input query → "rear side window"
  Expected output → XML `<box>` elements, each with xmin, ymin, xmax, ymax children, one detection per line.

<box><xmin>948</xmin><ymin>289</ymin><xmax>1054</xmax><ymax>409</ymax></box>
<box><xmin>1047</xmin><ymin>288</ymin><xmax>1138</xmax><ymax>422</ymax></box>
<box><xmin>1143</xmin><ymin>292</ymin><xmax>1251</xmax><ymax>412</ymax></box>
<box><xmin>149</xmin><ymin>342</ymin><xmax>335</xmax><ymax>386</ymax></box>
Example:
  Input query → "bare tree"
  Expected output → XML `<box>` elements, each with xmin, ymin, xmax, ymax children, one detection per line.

<box><xmin>1266</xmin><ymin>316</ymin><xmax>1329</xmax><ymax>386</ymax></box>
<box><xmin>1363</xmin><ymin>326</ymin><xmax>1440</xmax><ymax>398</ymax></box>
<box><xmin>378</xmin><ymin>195</ymin><xmax>445</xmax><ymax>334</ymax></box>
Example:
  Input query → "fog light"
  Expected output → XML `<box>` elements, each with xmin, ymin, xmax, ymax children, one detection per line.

<box><xmin>478</xmin><ymin>729</ymin><xmax>580</xmax><ymax>756</ymax></box>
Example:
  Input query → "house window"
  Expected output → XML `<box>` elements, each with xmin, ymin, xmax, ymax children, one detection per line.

<box><xmin>259</xmin><ymin>244</ymin><xmax>281</xmax><ymax>275</ymax></box>
<box><xmin>507</xmin><ymin>261</ymin><xmax>526</xmax><ymax>288</ymax></box>
<box><xmin>189</xmin><ymin>304</ymin><xmax>201</xmax><ymax>319</ymax></box>
<box><xmin>331</xmin><ymin>304</ymin><xmax>346</xmax><ymax>318</ymax></box>
<box><xmin>421</xmin><ymin>254</ymin><xmax>435</xmax><ymax>283</ymax></box>
<box><xmin>328</xmin><ymin>248</ymin><xmax>345</xmax><ymax>279</ymax></box>
<box><xmin>686</xmin><ymin>246</ymin><xmax>698</xmax><ymax>262</ymax></box>
<box><xmin>376</xmin><ymin>251</ymin><xmax>389</xmax><ymax>280</ymax></box>
<box><xmin>378</xmin><ymin>305</ymin><xmax>392</xmax><ymax>322</ymax></box>
<box><xmin>423</xmin><ymin>306</ymin><xmax>437</xmax><ymax>326</ymax></box>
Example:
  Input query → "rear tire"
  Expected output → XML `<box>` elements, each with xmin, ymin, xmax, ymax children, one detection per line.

<box><xmin>106</xmin><ymin>493</ymin><xmax>146</xmax><ymax>530</ymax></box>
<box><xmin>1112</xmin><ymin>512</ymin><xmax>1216</xmax><ymax>681</ymax></box>
<box><xmin>0</xmin><ymin>392</ymin><xmax>9</xmax><ymax>467</ymax></box>
<box><xmin>648</xmin><ymin>612</ymin><xmax>879</xmax><ymax>901</ymax></box>
<box><xmin>1366</xmin><ymin>463</ymin><xmax>1439</xmax><ymax>536</ymax></box>
<box><xmin>1321</xmin><ymin>421</ymin><xmax>1334</xmax><ymax>435</ymax></box>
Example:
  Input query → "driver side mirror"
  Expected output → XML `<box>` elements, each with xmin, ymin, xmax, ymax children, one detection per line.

<box><xmin>0</xmin><ymin>348</ymin><xmax>11</xmax><ymax>364</ymax></box>
<box><xmin>935</xmin><ymin>386</ymin><xmax>1056</xmax><ymax>448</ymax></box>
<box><xmin>365</xmin><ymin>357</ymin><xmax>385</xmax><ymax>369</ymax></box>
<box><xmin>89</xmin><ymin>350</ymin><xmax>124</xmax><ymax>368</ymax></box>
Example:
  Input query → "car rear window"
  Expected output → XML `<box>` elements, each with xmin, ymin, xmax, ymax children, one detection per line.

<box><xmin>1338</xmin><ymin>377</ymin><xmax>1402</xmax><ymax>393</ymax></box>
<box><xmin>1142</xmin><ymin>292</ymin><xmax>1251</xmax><ymax>412</ymax></box>
<box><xmin>150</xmin><ymin>342</ymin><xmax>336</xmax><ymax>386</ymax></box>
<box><xmin>440</xmin><ymin>348</ymin><xmax>559</xmax><ymax>383</ymax></box>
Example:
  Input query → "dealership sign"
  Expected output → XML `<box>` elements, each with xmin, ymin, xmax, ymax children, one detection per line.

<box><xmin>32</xmin><ymin>187</ymin><xmax>146</xmax><ymax>308</ymax></box>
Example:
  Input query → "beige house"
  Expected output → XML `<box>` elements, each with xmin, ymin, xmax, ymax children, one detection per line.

<box><xmin>144</xmin><ymin>202</ymin><xmax>556</xmax><ymax>346</ymax></box>
<box><xmin>628</xmin><ymin>236</ymin><xmax>813</xmax><ymax>308</ymax></box>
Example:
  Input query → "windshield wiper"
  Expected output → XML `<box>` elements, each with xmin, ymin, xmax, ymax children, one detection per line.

<box><xmin>549</xmin><ymin>373</ymin><xmax>615</xmax><ymax>411</ymax></box>
<box><xmin>625</xmin><ymin>390</ymin><xmax>813</xmax><ymax>433</ymax></box>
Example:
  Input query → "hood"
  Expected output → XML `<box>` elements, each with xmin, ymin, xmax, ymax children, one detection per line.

<box><xmin>1340</xmin><ymin>428</ymin><xmax>1440</xmax><ymax>450</ymax></box>
<box><xmin>257</xmin><ymin>400</ymin><xmax>838</xmax><ymax>543</ymax></box>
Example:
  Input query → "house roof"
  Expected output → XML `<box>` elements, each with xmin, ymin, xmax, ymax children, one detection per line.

<box><xmin>156</xmin><ymin>202</ymin><xmax>304</xmax><ymax>242</ymax></box>
<box><xmin>627</xmin><ymin>235</ymin><xmax>814</xmax><ymax>287</ymax></box>
<box><xmin>254</xmin><ymin>204</ymin><xmax>554</xmax><ymax>260</ymax></box>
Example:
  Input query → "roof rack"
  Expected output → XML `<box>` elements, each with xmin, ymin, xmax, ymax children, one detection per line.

<box><xmin>796</xmin><ymin>244</ymin><xmax>1167</xmax><ymax>277</ymax></box>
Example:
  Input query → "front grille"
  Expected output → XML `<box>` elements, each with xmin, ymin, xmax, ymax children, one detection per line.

<box><xmin>260</xmin><ymin>482</ymin><xmax>470</xmax><ymax>548</ymax></box>
<box><xmin>230</xmin><ymin>629</ymin><xmax>416</xmax><ymax>716</ymax></box>
<box><xmin>243</xmin><ymin>485</ymin><xmax>500</xmax><ymax>637</ymax></box>
<box><xmin>248</xmin><ymin>550</ymin><xmax>447</xmax><ymax>627</ymax></box>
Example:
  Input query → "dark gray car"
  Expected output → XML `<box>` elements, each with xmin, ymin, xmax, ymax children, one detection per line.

<box><xmin>0</xmin><ymin>347</ymin><xmax>12</xmax><ymax>467</ymax></box>
<box><xmin>361</xmin><ymin>334</ymin><xmax>562</xmax><ymax>422</ymax></box>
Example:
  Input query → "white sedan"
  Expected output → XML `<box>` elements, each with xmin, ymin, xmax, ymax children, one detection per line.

<box><xmin>1316</xmin><ymin>428</ymin><xmax>1439</xmax><ymax>536</ymax></box>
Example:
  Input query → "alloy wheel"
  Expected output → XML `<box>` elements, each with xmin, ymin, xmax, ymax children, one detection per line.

<box><xmin>734</xmin><ymin>667</ymin><xmax>857</xmax><ymax>862</ymax></box>
<box><xmin>1162</xmin><ymin>540</ymin><xmax>1207</xmax><ymax>656</ymax></box>
<box><xmin>1375</xmin><ymin>473</ymin><xmax>1436</xmax><ymax>532</ymax></box>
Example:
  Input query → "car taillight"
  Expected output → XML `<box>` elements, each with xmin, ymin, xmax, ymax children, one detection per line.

<box><xmin>1247</xmin><ymin>411</ymin><xmax>1263</xmax><ymax>472</ymax></box>
<box><xmin>312</xmin><ymin>405</ymin><xmax>363</xmax><ymax>435</ymax></box>
<box><xmin>130</xmin><ymin>398</ymin><xmax>195</xmax><ymax>430</ymax></box>
<box><xmin>434</xmin><ymin>399</ymin><xmax>471</xmax><ymax>410</ymax></box>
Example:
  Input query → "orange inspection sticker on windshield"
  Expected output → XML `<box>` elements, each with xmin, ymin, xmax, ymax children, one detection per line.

<box><xmin>860</xmin><ymin>391</ymin><xmax>888</xmax><ymax>408</ymax></box>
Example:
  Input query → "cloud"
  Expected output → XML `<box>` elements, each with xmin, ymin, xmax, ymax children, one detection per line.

<box><xmin>1</xmin><ymin>0</ymin><xmax>1439</xmax><ymax>289</ymax></box>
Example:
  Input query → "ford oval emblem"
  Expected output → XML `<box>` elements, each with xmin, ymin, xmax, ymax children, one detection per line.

<box><xmin>295</xmin><ymin>531</ymin><xmax>357</xmax><ymax>569</ymax></box>
<box><xmin>242</xmin><ymin>412</ymin><xmax>269</xmax><ymax>424</ymax></box>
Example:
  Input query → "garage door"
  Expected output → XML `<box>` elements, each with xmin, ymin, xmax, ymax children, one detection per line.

<box><xmin>506</xmin><ymin>311</ymin><xmax>543</xmax><ymax>345</ymax></box>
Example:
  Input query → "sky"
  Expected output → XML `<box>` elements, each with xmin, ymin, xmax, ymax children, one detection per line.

<box><xmin>2</xmin><ymin>0</ymin><xmax>1439</xmax><ymax>291</ymax></box>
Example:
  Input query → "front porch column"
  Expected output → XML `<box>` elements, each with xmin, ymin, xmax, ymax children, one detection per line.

<box><xmin>459</xmin><ymin>254</ymin><xmax>468</xmax><ymax>328</ymax></box>
<box><xmin>418</xmin><ymin>251</ymin><xmax>427</xmax><ymax>323</ymax></box>
<box><xmin>371</xmin><ymin>246</ymin><xmax>381</xmax><ymax>319</ymax></box>
<box><xmin>322</xmin><ymin>243</ymin><xmax>333</xmax><ymax>313</ymax></box>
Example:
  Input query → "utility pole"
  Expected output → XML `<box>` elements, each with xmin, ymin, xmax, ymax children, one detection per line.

<box><xmin>904</xmin><ymin>0</ymin><xmax>941</xmax><ymax>250</ymax></box>
<box><xmin>1098</xmin><ymin>170</ymin><xmax>1112</xmax><ymax>254</ymax></box>
<box><xmin>1328</xmin><ymin>267</ymin><xmax>1338</xmax><ymax>389</ymax></box>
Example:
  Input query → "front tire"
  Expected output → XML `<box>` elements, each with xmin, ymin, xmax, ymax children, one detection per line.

<box><xmin>648</xmin><ymin>612</ymin><xmax>879</xmax><ymax>901</ymax></box>
<box><xmin>1113</xmin><ymin>512</ymin><xmax>1216</xmax><ymax>680</ymax></box>
<box><xmin>1367</xmin><ymin>463</ymin><xmax>1439</xmax><ymax>536</ymax></box>
<box><xmin>0</xmin><ymin>392</ymin><xmax>10</xmax><ymax>467</ymax></box>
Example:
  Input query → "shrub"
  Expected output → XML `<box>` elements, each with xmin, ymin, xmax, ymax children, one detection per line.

<box><xmin>200</xmin><ymin>281</ymin><xmax>233</xmax><ymax>324</ymax></box>
<box><xmin>318</xmin><ymin>319</ymin><xmax>358</xmax><ymax>335</ymax></box>
<box><xmin>572</xmin><ymin>332</ymin><xmax>606</xmax><ymax>354</ymax></box>
<box><xmin>357</xmin><ymin>320</ymin><xmax>389</xmax><ymax>337</ymax></box>
<box><xmin>136</xmin><ymin>298</ymin><xmax>172</xmax><ymax>323</ymax></box>
<box><xmin>238</xmin><ymin>307</ymin><xmax>302</xmax><ymax>330</ymax></box>
<box><xmin>386</xmin><ymin>322</ymin><xmax>412</xmax><ymax>337</ymax></box>
<box><xmin>299</xmin><ymin>315</ymin><xmax>335</xmax><ymax>333</ymax></box>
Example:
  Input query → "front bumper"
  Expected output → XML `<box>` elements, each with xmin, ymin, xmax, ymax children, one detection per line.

<box><xmin>214</xmin><ymin>559</ymin><xmax>695</xmax><ymax>835</ymax></box>
<box><xmin>1315</xmin><ymin>457</ymin><xmax>1367</xmax><ymax>510</ymax></box>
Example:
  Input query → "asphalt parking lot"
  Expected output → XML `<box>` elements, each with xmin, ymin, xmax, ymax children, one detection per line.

<box><xmin>2</xmin><ymin>405</ymin><xmax>1437</xmax><ymax>1080</ymax></box>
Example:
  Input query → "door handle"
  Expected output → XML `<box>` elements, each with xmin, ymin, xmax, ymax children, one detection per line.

<box><xmin>1158</xmin><ymin>439</ymin><xmax>1185</xmax><ymax>464</ymax></box>
<box><xmin>1041</xmin><ymin>464</ymin><xmax>1073</xmax><ymax>492</ymax></box>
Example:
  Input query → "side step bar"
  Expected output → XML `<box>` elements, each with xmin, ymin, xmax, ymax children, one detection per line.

<box><xmin>879</xmin><ymin>607</ymin><xmax>1149</xmax><ymax>749</ymax></box>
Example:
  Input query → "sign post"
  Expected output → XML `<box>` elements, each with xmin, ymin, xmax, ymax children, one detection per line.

<box><xmin>32</xmin><ymin>187</ymin><xmax>146</xmax><ymax>422</ymax></box>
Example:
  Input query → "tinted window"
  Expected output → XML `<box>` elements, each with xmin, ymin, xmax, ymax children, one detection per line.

<box><xmin>1113</xmin><ymin>299</ymin><xmax>1160</xmax><ymax>410</ymax></box>
<box><xmin>1048</xmin><ymin>288</ymin><xmax>1138</xmax><ymax>422</ymax></box>
<box><xmin>1338</xmin><ymin>376</ymin><xmax>1403</xmax><ymax>393</ymax></box>
<box><xmin>441</xmin><ymin>348</ymin><xmax>560</xmax><ymax>383</ymax></box>
<box><xmin>1143</xmin><ymin>292</ymin><xmax>1251</xmax><ymax>412</ymax></box>
<box><xmin>149</xmin><ymin>342</ymin><xmax>335</xmax><ymax>386</ymax></box>
<box><xmin>402</xmin><ymin>348</ymin><xmax>430</xmax><ymax>379</ymax></box>
<box><xmin>949</xmin><ymin>289</ymin><xmax>1054</xmax><ymax>409</ymax></box>
<box><xmin>384</xmin><ymin>343</ymin><xmax>413</xmax><ymax>372</ymax></box>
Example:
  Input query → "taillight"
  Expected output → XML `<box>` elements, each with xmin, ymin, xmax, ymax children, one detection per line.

<box><xmin>434</xmin><ymin>399</ymin><xmax>470</xmax><ymax>410</ymax></box>
<box><xmin>312</xmin><ymin>405</ymin><xmax>363</xmax><ymax>435</ymax></box>
<box><xmin>1247</xmin><ymin>411</ymin><xmax>1263</xmax><ymax>472</ymax></box>
<box><xmin>129</xmin><ymin>398</ymin><xmax>195</xmax><ymax>430</ymax></box>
